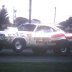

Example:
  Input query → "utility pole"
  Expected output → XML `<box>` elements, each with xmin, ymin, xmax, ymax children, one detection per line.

<box><xmin>13</xmin><ymin>8</ymin><xmax>17</xmax><ymax>24</ymax></box>
<box><xmin>54</xmin><ymin>7</ymin><xmax>56</xmax><ymax>24</ymax></box>
<box><xmin>29</xmin><ymin>0</ymin><xmax>32</xmax><ymax>23</ymax></box>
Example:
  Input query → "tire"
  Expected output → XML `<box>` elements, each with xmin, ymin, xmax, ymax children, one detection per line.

<box><xmin>32</xmin><ymin>48</ymin><xmax>47</xmax><ymax>55</ymax></box>
<box><xmin>54</xmin><ymin>40</ymin><xmax>69</xmax><ymax>55</ymax></box>
<box><xmin>59</xmin><ymin>41</ymin><xmax>70</xmax><ymax>55</ymax></box>
<box><xmin>12</xmin><ymin>39</ymin><xmax>26</xmax><ymax>53</ymax></box>
<box><xmin>54</xmin><ymin>46</ymin><xmax>69</xmax><ymax>55</ymax></box>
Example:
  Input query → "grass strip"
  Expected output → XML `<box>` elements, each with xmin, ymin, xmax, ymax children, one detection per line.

<box><xmin>0</xmin><ymin>62</ymin><xmax>72</xmax><ymax>72</ymax></box>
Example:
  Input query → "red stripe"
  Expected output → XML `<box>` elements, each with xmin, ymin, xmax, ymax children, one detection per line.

<box><xmin>51</xmin><ymin>34</ymin><xmax>65</xmax><ymax>38</ymax></box>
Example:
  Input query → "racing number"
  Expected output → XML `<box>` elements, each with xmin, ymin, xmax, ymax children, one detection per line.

<box><xmin>35</xmin><ymin>38</ymin><xmax>45</xmax><ymax>44</ymax></box>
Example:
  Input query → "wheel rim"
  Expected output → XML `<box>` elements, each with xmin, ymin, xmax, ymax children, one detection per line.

<box><xmin>15</xmin><ymin>40</ymin><xmax>22</xmax><ymax>50</ymax></box>
<box><xmin>60</xmin><ymin>47</ymin><xmax>67</xmax><ymax>53</ymax></box>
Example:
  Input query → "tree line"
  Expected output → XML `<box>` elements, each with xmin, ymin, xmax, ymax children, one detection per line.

<box><xmin>0</xmin><ymin>5</ymin><xmax>41</xmax><ymax>30</ymax></box>
<box><xmin>59</xmin><ymin>17</ymin><xmax>72</xmax><ymax>32</ymax></box>
<box><xmin>0</xmin><ymin>5</ymin><xmax>10</xmax><ymax>30</ymax></box>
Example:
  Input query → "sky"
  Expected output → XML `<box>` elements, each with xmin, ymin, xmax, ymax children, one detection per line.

<box><xmin>0</xmin><ymin>0</ymin><xmax>72</xmax><ymax>25</ymax></box>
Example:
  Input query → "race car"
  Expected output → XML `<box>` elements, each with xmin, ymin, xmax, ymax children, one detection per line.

<box><xmin>0</xmin><ymin>24</ymin><xmax>68</xmax><ymax>54</ymax></box>
<box><xmin>12</xmin><ymin>23</ymin><xmax>67</xmax><ymax>54</ymax></box>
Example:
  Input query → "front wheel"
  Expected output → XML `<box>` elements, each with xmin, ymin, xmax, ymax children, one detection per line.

<box><xmin>12</xmin><ymin>39</ymin><xmax>26</xmax><ymax>53</ymax></box>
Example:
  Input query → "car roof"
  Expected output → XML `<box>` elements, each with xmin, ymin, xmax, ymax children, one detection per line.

<box><xmin>19</xmin><ymin>23</ymin><xmax>55</xmax><ymax>27</ymax></box>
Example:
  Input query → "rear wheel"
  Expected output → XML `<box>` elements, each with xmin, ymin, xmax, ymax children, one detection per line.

<box><xmin>54</xmin><ymin>46</ymin><xmax>69</xmax><ymax>55</ymax></box>
<box><xmin>12</xmin><ymin>39</ymin><xmax>26</xmax><ymax>53</ymax></box>
<box><xmin>60</xmin><ymin>41</ymin><xmax>70</xmax><ymax>55</ymax></box>
<box><xmin>54</xmin><ymin>40</ymin><xmax>69</xmax><ymax>55</ymax></box>
<box><xmin>60</xmin><ymin>47</ymin><xmax>69</xmax><ymax>55</ymax></box>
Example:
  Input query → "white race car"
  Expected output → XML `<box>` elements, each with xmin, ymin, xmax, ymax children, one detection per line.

<box><xmin>10</xmin><ymin>23</ymin><xmax>67</xmax><ymax>54</ymax></box>
<box><xmin>0</xmin><ymin>24</ymin><xmax>68</xmax><ymax>54</ymax></box>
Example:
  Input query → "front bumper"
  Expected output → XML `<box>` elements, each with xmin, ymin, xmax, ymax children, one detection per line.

<box><xmin>0</xmin><ymin>39</ymin><xmax>11</xmax><ymax>47</ymax></box>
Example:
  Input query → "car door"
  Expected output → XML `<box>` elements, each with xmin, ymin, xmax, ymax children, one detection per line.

<box><xmin>31</xmin><ymin>25</ymin><xmax>55</xmax><ymax>46</ymax></box>
<box><xmin>18</xmin><ymin>24</ymin><xmax>36</xmax><ymax>46</ymax></box>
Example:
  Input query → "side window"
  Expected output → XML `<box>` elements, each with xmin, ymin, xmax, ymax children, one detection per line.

<box><xmin>48</xmin><ymin>27</ymin><xmax>55</xmax><ymax>32</ymax></box>
<box><xmin>35</xmin><ymin>26</ymin><xmax>55</xmax><ymax>33</ymax></box>
<box><xmin>43</xmin><ymin>27</ymin><xmax>54</xmax><ymax>32</ymax></box>
<box><xmin>35</xmin><ymin>26</ymin><xmax>44</xmax><ymax>32</ymax></box>
<box><xmin>18</xmin><ymin>25</ymin><xmax>23</xmax><ymax>31</ymax></box>
<box><xmin>18</xmin><ymin>24</ymin><xmax>36</xmax><ymax>31</ymax></box>
<box><xmin>18</xmin><ymin>25</ymin><xmax>27</xmax><ymax>31</ymax></box>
